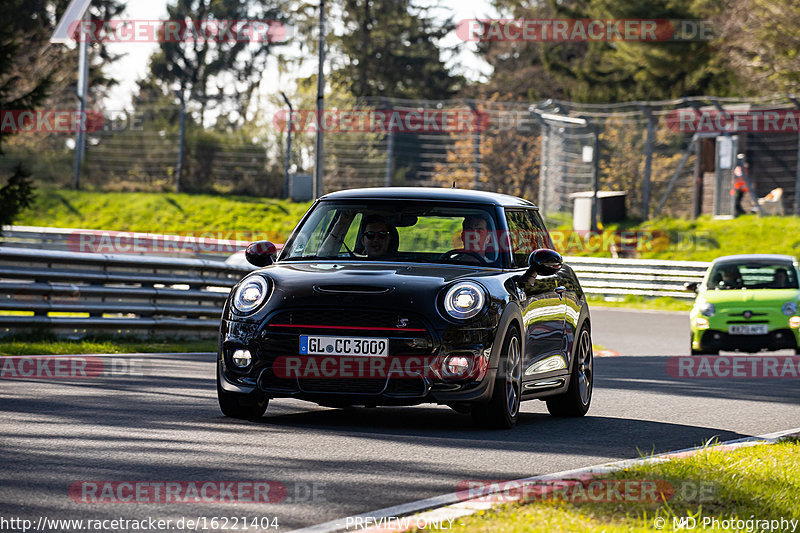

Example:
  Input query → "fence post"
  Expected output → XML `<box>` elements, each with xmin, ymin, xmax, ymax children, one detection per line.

<box><xmin>467</xmin><ymin>101</ymin><xmax>481</xmax><ymax>190</ymax></box>
<box><xmin>280</xmin><ymin>92</ymin><xmax>293</xmax><ymax>199</ymax></box>
<box><xmin>176</xmin><ymin>90</ymin><xmax>186</xmax><ymax>194</ymax></box>
<box><xmin>640</xmin><ymin>105</ymin><xmax>654</xmax><ymax>220</ymax></box>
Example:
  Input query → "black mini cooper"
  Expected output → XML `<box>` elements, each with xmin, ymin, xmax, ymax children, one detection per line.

<box><xmin>217</xmin><ymin>188</ymin><xmax>593</xmax><ymax>428</ymax></box>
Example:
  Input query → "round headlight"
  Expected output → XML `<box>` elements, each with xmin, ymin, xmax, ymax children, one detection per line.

<box><xmin>232</xmin><ymin>276</ymin><xmax>269</xmax><ymax>314</ymax></box>
<box><xmin>443</xmin><ymin>282</ymin><xmax>486</xmax><ymax>320</ymax></box>
<box><xmin>700</xmin><ymin>302</ymin><xmax>715</xmax><ymax>317</ymax></box>
<box><xmin>782</xmin><ymin>302</ymin><xmax>797</xmax><ymax>316</ymax></box>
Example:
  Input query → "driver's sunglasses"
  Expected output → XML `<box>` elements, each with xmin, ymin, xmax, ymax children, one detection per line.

<box><xmin>364</xmin><ymin>231</ymin><xmax>390</xmax><ymax>240</ymax></box>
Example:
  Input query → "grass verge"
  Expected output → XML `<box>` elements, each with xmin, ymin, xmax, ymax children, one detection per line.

<box><xmin>11</xmin><ymin>190</ymin><xmax>800</xmax><ymax>262</ymax></box>
<box><xmin>0</xmin><ymin>334</ymin><xmax>216</xmax><ymax>355</ymax></box>
<box><xmin>433</xmin><ymin>438</ymin><xmax>800</xmax><ymax>532</ymax></box>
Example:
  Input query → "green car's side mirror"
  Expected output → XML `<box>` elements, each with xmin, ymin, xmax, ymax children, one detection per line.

<box><xmin>685</xmin><ymin>281</ymin><xmax>699</xmax><ymax>293</ymax></box>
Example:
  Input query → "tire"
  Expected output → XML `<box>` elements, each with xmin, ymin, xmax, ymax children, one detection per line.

<box><xmin>472</xmin><ymin>326</ymin><xmax>522</xmax><ymax>429</ymax></box>
<box><xmin>546</xmin><ymin>323</ymin><xmax>593</xmax><ymax>417</ymax></box>
<box><xmin>217</xmin><ymin>365</ymin><xmax>269</xmax><ymax>419</ymax></box>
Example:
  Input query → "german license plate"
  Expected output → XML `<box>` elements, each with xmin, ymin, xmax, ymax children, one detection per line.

<box><xmin>299</xmin><ymin>335</ymin><xmax>389</xmax><ymax>356</ymax></box>
<box><xmin>728</xmin><ymin>324</ymin><xmax>768</xmax><ymax>335</ymax></box>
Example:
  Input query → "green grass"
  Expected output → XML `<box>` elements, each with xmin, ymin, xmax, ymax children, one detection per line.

<box><xmin>14</xmin><ymin>189</ymin><xmax>313</xmax><ymax>243</ymax></box>
<box><xmin>554</xmin><ymin>214</ymin><xmax>800</xmax><ymax>261</ymax></box>
<box><xmin>432</xmin><ymin>439</ymin><xmax>800</xmax><ymax>532</ymax></box>
<box><xmin>0</xmin><ymin>334</ymin><xmax>216</xmax><ymax>355</ymax></box>
<box><xmin>11</xmin><ymin>190</ymin><xmax>800</xmax><ymax>261</ymax></box>
<box><xmin>587</xmin><ymin>295</ymin><xmax>693</xmax><ymax>313</ymax></box>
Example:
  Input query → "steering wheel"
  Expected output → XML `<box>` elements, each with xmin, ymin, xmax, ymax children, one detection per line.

<box><xmin>440</xmin><ymin>249</ymin><xmax>489</xmax><ymax>264</ymax></box>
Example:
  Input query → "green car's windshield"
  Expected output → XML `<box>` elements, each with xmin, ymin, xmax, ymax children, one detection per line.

<box><xmin>707</xmin><ymin>262</ymin><xmax>799</xmax><ymax>290</ymax></box>
<box><xmin>280</xmin><ymin>201</ymin><xmax>511</xmax><ymax>267</ymax></box>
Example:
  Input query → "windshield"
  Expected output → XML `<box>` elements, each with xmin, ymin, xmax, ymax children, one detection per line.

<box><xmin>706</xmin><ymin>262</ymin><xmax>798</xmax><ymax>290</ymax></box>
<box><xmin>280</xmin><ymin>201</ymin><xmax>506</xmax><ymax>267</ymax></box>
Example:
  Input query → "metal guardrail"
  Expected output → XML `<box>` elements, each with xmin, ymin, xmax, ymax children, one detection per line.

<box><xmin>0</xmin><ymin>225</ymin><xmax>252</xmax><ymax>260</ymax></box>
<box><xmin>567</xmin><ymin>256</ymin><xmax>710</xmax><ymax>299</ymax></box>
<box><xmin>0</xmin><ymin>246</ymin><xmax>250</xmax><ymax>338</ymax></box>
<box><xmin>0</xmin><ymin>244</ymin><xmax>707</xmax><ymax>339</ymax></box>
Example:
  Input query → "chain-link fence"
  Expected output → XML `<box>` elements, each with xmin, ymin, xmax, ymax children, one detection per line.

<box><xmin>3</xmin><ymin>94</ymin><xmax>799</xmax><ymax>222</ymax></box>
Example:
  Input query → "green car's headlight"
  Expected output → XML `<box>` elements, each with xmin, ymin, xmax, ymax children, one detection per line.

<box><xmin>782</xmin><ymin>302</ymin><xmax>797</xmax><ymax>316</ymax></box>
<box><xmin>700</xmin><ymin>302</ymin><xmax>715</xmax><ymax>317</ymax></box>
<box><xmin>232</xmin><ymin>276</ymin><xmax>270</xmax><ymax>314</ymax></box>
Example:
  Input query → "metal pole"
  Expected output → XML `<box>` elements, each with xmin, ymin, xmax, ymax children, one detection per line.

<box><xmin>280</xmin><ymin>92</ymin><xmax>293</xmax><ymax>199</ymax></box>
<box><xmin>791</xmin><ymin>97</ymin><xmax>800</xmax><ymax>216</ymax></box>
<box><xmin>314</xmin><ymin>0</ymin><xmax>326</xmax><ymax>198</ymax></box>
<box><xmin>467</xmin><ymin>102</ymin><xmax>481</xmax><ymax>190</ymax></box>
<box><xmin>384</xmin><ymin>128</ymin><xmax>394</xmax><ymax>187</ymax></box>
<box><xmin>692</xmin><ymin>137</ymin><xmax>703</xmax><ymax>218</ymax></box>
<box><xmin>591</xmin><ymin>124</ymin><xmax>599</xmax><ymax>231</ymax></box>
<box><xmin>641</xmin><ymin>106</ymin><xmax>654</xmax><ymax>219</ymax></box>
<box><xmin>176</xmin><ymin>91</ymin><xmax>186</xmax><ymax>193</ymax></box>
<box><xmin>72</xmin><ymin>10</ymin><xmax>90</xmax><ymax>190</ymax></box>
<box><xmin>795</xmin><ymin>131</ymin><xmax>800</xmax><ymax>216</ymax></box>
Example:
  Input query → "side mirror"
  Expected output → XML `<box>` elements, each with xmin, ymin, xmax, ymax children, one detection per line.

<box><xmin>245</xmin><ymin>241</ymin><xmax>277</xmax><ymax>267</ymax></box>
<box><xmin>684</xmin><ymin>281</ymin><xmax>699</xmax><ymax>293</ymax></box>
<box><xmin>527</xmin><ymin>248</ymin><xmax>563</xmax><ymax>277</ymax></box>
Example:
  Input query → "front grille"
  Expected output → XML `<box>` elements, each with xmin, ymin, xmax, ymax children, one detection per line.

<box><xmin>299</xmin><ymin>378</ymin><xmax>387</xmax><ymax>394</ymax></box>
<box><xmin>269</xmin><ymin>309</ymin><xmax>427</xmax><ymax>331</ymax></box>
<box><xmin>258</xmin><ymin>367</ymin><xmax>299</xmax><ymax>393</ymax></box>
<box><xmin>386</xmin><ymin>378</ymin><xmax>427</xmax><ymax>396</ymax></box>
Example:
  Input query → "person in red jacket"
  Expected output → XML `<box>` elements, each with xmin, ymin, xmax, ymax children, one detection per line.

<box><xmin>731</xmin><ymin>153</ymin><xmax>750</xmax><ymax>216</ymax></box>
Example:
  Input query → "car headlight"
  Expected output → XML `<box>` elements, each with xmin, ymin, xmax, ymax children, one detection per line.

<box><xmin>443</xmin><ymin>282</ymin><xmax>486</xmax><ymax>320</ymax></box>
<box><xmin>232</xmin><ymin>276</ymin><xmax>270</xmax><ymax>314</ymax></box>
<box><xmin>700</xmin><ymin>302</ymin><xmax>715</xmax><ymax>317</ymax></box>
<box><xmin>782</xmin><ymin>302</ymin><xmax>797</xmax><ymax>316</ymax></box>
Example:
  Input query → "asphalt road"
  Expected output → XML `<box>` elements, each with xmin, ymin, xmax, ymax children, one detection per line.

<box><xmin>1</xmin><ymin>308</ymin><xmax>799</xmax><ymax>532</ymax></box>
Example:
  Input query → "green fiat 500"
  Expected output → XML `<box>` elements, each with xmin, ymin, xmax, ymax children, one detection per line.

<box><xmin>688</xmin><ymin>254</ymin><xmax>800</xmax><ymax>355</ymax></box>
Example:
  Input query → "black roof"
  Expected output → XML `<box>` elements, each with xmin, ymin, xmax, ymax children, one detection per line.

<box><xmin>319</xmin><ymin>187</ymin><xmax>536</xmax><ymax>208</ymax></box>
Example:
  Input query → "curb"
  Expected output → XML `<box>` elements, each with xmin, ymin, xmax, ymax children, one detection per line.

<box><xmin>290</xmin><ymin>426</ymin><xmax>800</xmax><ymax>533</ymax></box>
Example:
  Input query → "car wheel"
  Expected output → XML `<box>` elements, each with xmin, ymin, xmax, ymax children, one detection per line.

<box><xmin>546</xmin><ymin>323</ymin><xmax>593</xmax><ymax>417</ymax></box>
<box><xmin>217</xmin><ymin>366</ymin><xmax>269</xmax><ymax>419</ymax></box>
<box><xmin>472</xmin><ymin>326</ymin><xmax>522</xmax><ymax>429</ymax></box>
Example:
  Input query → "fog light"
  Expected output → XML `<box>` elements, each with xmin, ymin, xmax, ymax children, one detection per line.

<box><xmin>695</xmin><ymin>317</ymin><xmax>710</xmax><ymax>330</ymax></box>
<box><xmin>790</xmin><ymin>316</ymin><xmax>800</xmax><ymax>329</ymax></box>
<box><xmin>232</xmin><ymin>349</ymin><xmax>252</xmax><ymax>368</ymax></box>
<box><xmin>443</xmin><ymin>355</ymin><xmax>472</xmax><ymax>378</ymax></box>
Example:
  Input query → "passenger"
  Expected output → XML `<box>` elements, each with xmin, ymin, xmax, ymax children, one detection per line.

<box><xmin>360</xmin><ymin>215</ymin><xmax>398</xmax><ymax>258</ymax></box>
<box><xmin>773</xmin><ymin>268</ymin><xmax>790</xmax><ymax>288</ymax></box>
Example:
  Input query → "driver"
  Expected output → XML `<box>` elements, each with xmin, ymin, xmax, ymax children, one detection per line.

<box><xmin>461</xmin><ymin>214</ymin><xmax>491</xmax><ymax>258</ymax></box>
<box><xmin>719</xmin><ymin>266</ymin><xmax>743</xmax><ymax>289</ymax></box>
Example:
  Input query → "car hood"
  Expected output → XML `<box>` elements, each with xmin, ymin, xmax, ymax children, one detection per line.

<box><xmin>239</xmin><ymin>261</ymin><xmax>502</xmax><ymax>319</ymax></box>
<box><xmin>702</xmin><ymin>288</ymin><xmax>800</xmax><ymax>305</ymax></box>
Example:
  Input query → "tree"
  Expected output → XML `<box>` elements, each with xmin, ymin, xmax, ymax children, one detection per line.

<box><xmin>711</xmin><ymin>0</ymin><xmax>800</xmax><ymax>93</ymax></box>
<box><xmin>147</xmin><ymin>0</ymin><xmax>286</xmax><ymax>126</ymax></box>
<box><xmin>0</xmin><ymin>166</ymin><xmax>35</xmax><ymax>234</ymax></box>
<box><xmin>433</xmin><ymin>95</ymin><xmax>540</xmax><ymax>200</ymax></box>
<box><xmin>332</xmin><ymin>0</ymin><xmax>465</xmax><ymax>100</ymax></box>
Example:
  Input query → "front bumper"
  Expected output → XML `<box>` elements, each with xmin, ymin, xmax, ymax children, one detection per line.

<box><xmin>694</xmin><ymin>328</ymin><xmax>799</xmax><ymax>352</ymax></box>
<box><xmin>219</xmin><ymin>311</ymin><xmax>500</xmax><ymax>406</ymax></box>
